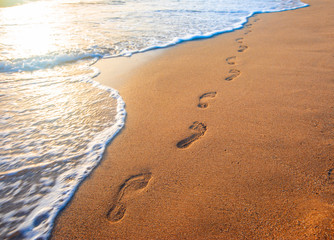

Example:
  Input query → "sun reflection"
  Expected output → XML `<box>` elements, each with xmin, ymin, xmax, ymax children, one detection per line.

<box><xmin>15</xmin><ymin>24</ymin><xmax>56</xmax><ymax>56</ymax></box>
<box><xmin>0</xmin><ymin>1</ymin><xmax>66</xmax><ymax>59</ymax></box>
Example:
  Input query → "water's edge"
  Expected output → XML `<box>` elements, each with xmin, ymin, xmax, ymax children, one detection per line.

<box><xmin>47</xmin><ymin>75</ymin><xmax>127</xmax><ymax>239</ymax></box>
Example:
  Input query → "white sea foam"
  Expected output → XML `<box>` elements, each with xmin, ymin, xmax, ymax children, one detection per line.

<box><xmin>0</xmin><ymin>52</ymin><xmax>103</xmax><ymax>73</ymax></box>
<box><xmin>0</xmin><ymin>62</ymin><xmax>125</xmax><ymax>239</ymax></box>
<box><xmin>0</xmin><ymin>0</ymin><xmax>307</xmax><ymax>239</ymax></box>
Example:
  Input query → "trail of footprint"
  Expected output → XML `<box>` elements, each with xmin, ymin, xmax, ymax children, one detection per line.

<box><xmin>225</xmin><ymin>69</ymin><xmax>240</xmax><ymax>81</ymax></box>
<box><xmin>107</xmin><ymin>172</ymin><xmax>152</xmax><ymax>223</ymax></box>
<box><xmin>177</xmin><ymin>122</ymin><xmax>207</xmax><ymax>149</ymax></box>
<box><xmin>198</xmin><ymin>92</ymin><xmax>217</xmax><ymax>108</ymax></box>
<box><xmin>238</xmin><ymin>45</ymin><xmax>248</xmax><ymax>52</ymax></box>
<box><xmin>226</xmin><ymin>56</ymin><xmax>236</xmax><ymax>65</ymax></box>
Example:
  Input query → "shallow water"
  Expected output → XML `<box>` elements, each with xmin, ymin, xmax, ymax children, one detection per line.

<box><xmin>0</xmin><ymin>0</ymin><xmax>307</xmax><ymax>239</ymax></box>
<box><xmin>0</xmin><ymin>60</ymin><xmax>126</xmax><ymax>239</ymax></box>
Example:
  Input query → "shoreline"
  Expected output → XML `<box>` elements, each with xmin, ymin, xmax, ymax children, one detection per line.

<box><xmin>52</xmin><ymin>0</ymin><xmax>334</xmax><ymax>238</ymax></box>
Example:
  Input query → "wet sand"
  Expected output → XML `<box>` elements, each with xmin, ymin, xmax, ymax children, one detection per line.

<box><xmin>52</xmin><ymin>0</ymin><xmax>334</xmax><ymax>238</ymax></box>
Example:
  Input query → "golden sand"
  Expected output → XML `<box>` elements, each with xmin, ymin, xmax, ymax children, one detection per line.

<box><xmin>52</xmin><ymin>0</ymin><xmax>334</xmax><ymax>238</ymax></box>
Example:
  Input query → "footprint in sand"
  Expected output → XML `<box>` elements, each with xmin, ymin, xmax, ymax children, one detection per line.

<box><xmin>225</xmin><ymin>69</ymin><xmax>240</xmax><ymax>81</ymax></box>
<box><xmin>177</xmin><ymin>122</ymin><xmax>207</xmax><ymax>149</ymax></box>
<box><xmin>198</xmin><ymin>92</ymin><xmax>217</xmax><ymax>108</ymax></box>
<box><xmin>226</xmin><ymin>56</ymin><xmax>236</xmax><ymax>65</ymax></box>
<box><xmin>244</xmin><ymin>29</ymin><xmax>252</xmax><ymax>35</ymax></box>
<box><xmin>238</xmin><ymin>45</ymin><xmax>248</xmax><ymax>52</ymax></box>
<box><xmin>107</xmin><ymin>172</ymin><xmax>152</xmax><ymax>223</ymax></box>
<box><xmin>235</xmin><ymin>37</ymin><xmax>244</xmax><ymax>44</ymax></box>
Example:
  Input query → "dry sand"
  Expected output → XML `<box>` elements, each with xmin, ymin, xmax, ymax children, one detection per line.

<box><xmin>52</xmin><ymin>0</ymin><xmax>334</xmax><ymax>238</ymax></box>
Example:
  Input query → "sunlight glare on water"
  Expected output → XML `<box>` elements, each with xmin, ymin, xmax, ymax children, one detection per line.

<box><xmin>0</xmin><ymin>1</ymin><xmax>70</xmax><ymax>59</ymax></box>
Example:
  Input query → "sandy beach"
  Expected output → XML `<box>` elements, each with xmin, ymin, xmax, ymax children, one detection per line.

<box><xmin>52</xmin><ymin>0</ymin><xmax>334</xmax><ymax>238</ymax></box>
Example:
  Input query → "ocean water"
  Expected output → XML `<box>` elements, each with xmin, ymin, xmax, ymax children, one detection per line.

<box><xmin>0</xmin><ymin>0</ymin><xmax>307</xmax><ymax>239</ymax></box>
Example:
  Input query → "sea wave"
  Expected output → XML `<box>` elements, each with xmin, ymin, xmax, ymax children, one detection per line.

<box><xmin>0</xmin><ymin>51</ymin><xmax>104</xmax><ymax>73</ymax></box>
